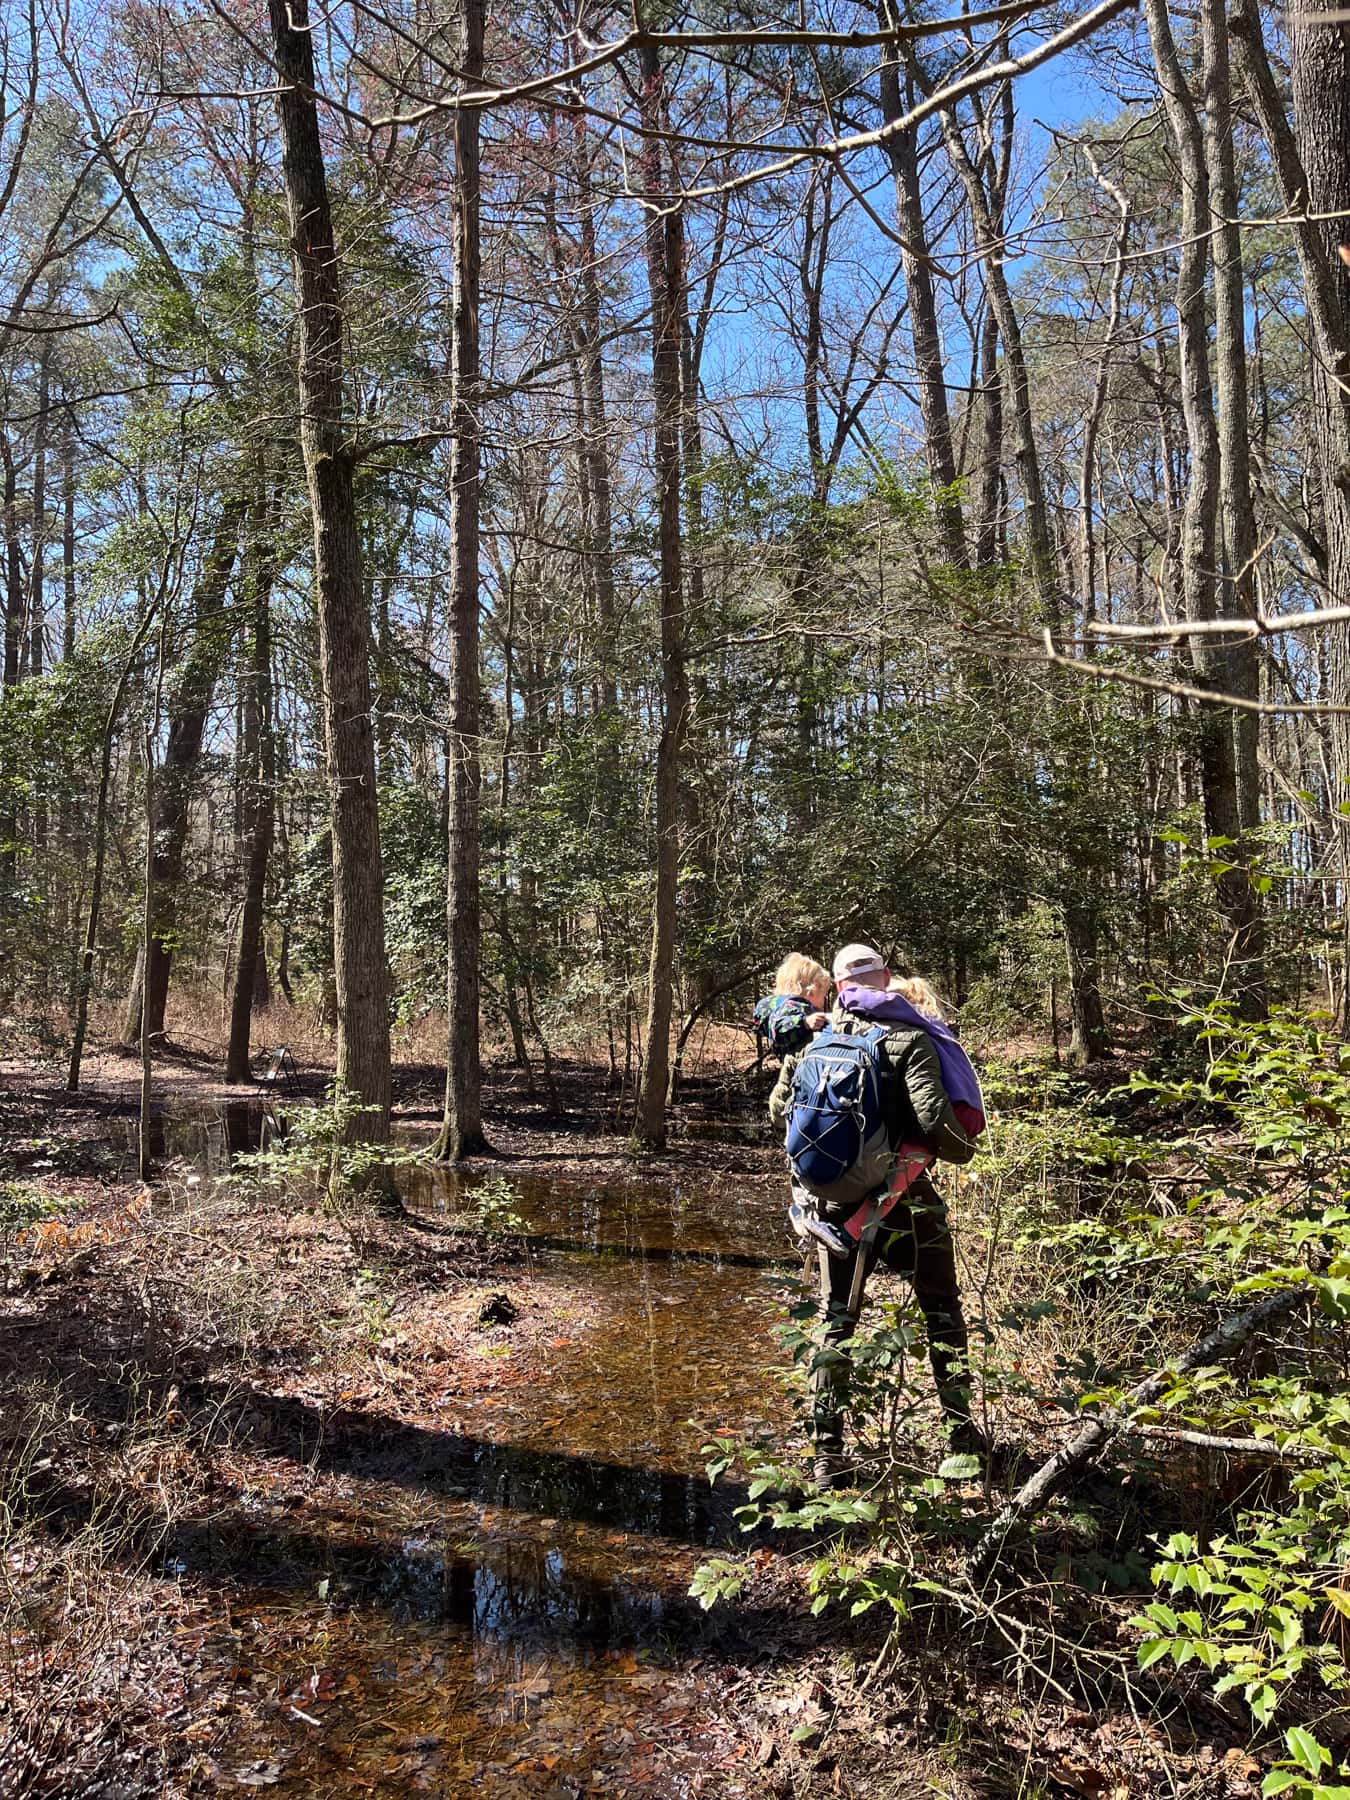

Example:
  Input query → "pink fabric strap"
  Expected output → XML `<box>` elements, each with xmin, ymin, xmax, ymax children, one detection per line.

<box><xmin>842</xmin><ymin>1143</ymin><xmax>934</xmax><ymax>1243</ymax></box>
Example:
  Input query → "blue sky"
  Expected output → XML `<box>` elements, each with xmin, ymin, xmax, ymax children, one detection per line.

<box><xmin>692</xmin><ymin>28</ymin><xmax>1116</xmax><ymax>476</ymax></box>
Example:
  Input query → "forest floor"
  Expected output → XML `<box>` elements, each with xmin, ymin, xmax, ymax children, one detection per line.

<box><xmin>0</xmin><ymin>1020</ymin><xmax>1273</xmax><ymax>1798</ymax></box>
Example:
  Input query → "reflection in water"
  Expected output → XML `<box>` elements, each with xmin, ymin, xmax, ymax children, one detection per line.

<box><xmin>120</xmin><ymin>1102</ymin><xmax>792</xmax><ymax>1266</ymax></box>
<box><xmin>109</xmin><ymin>1101</ymin><xmax>797</xmax><ymax>1796</ymax></box>
<box><xmin>403</xmin><ymin>1160</ymin><xmax>784</xmax><ymax>1266</ymax></box>
<box><xmin>224</xmin><ymin>1097</ymin><xmax>262</xmax><ymax>1159</ymax></box>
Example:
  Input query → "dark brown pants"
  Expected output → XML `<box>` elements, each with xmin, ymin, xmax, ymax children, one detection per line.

<box><xmin>812</xmin><ymin>1175</ymin><xmax>970</xmax><ymax>1452</ymax></box>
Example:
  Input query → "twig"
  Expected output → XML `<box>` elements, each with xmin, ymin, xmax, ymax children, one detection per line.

<box><xmin>916</xmin><ymin>1578</ymin><xmax>1079</xmax><ymax>1704</ymax></box>
<box><xmin>1123</xmin><ymin>1422</ymin><xmax>1325</xmax><ymax>1461</ymax></box>
<box><xmin>968</xmin><ymin>1280</ymin><xmax>1311</xmax><ymax>1582</ymax></box>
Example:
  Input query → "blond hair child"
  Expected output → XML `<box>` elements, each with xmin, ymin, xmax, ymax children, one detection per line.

<box><xmin>887</xmin><ymin>974</ymin><xmax>946</xmax><ymax>1020</ymax></box>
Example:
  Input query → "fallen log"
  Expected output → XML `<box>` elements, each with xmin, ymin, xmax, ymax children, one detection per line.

<box><xmin>968</xmin><ymin>1279</ymin><xmax>1311</xmax><ymax>1583</ymax></box>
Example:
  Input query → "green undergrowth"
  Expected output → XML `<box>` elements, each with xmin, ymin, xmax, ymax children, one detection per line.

<box><xmin>226</xmin><ymin>1086</ymin><xmax>431</xmax><ymax>1205</ymax></box>
<box><xmin>695</xmin><ymin>996</ymin><xmax>1350</xmax><ymax>1793</ymax></box>
<box><xmin>0</xmin><ymin>1178</ymin><xmax>60</xmax><ymax>1246</ymax></box>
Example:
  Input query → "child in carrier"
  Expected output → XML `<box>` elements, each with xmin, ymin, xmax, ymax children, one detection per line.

<box><xmin>755</xmin><ymin>955</ymin><xmax>840</xmax><ymax>1254</ymax></box>
<box><xmin>754</xmin><ymin>953</ymin><xmax>831</xmax><ymax>1058</ymax></box>
<box><xmin>768</xmin><ymin>958</ymin><xmax>985</xmax><ymax>1260</ymax></box>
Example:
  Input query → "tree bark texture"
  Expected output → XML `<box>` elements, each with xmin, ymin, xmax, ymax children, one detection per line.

<box><xmin>973</xmin><ymin>306</ymin><xmax>1002</xmax><ymax>570</ymax></box>
<box><xmin>570</xmin><ymin>95</ymin><xmax>619</xmax><ymax>710</ymax></box>
<box><xmin>436</xmin><ymin>0</ymin><xmax>491</xmax><ymax>1162</ymax></box>
<box><xmin>1201</xmin><ymin>0</ymin><xmax>1266</xmax><ymax>1010</ymax></box>
<box><xmin>1144</xmin><ymin>0</ymin><xmax>1263</xmax><ymax>1002</ymax></box>
<box><xmin>1077</xmin><ymin>147</ymin><xmax>1129</xmax><ymax>616</ymax></box>
<box><xmin>1201</xmin><ymin>0</ymin><xmax>1260</xmax><ymax>829</ymax></box>
<box><xmin>1232</xmin><ymin>0</ymin><xmax>1350</xmax><ymax>434</ymax></box>
<box><xmin>923</xmin><ymin>71</ymin><xmax>1108</xmax><ymax>1059</ymax></box>
<box><xmin>632</xmin><ymin>39</ymin><xmax>690</xmax><ymax>1152</ymax></box>
<box><xmin>928</xmin><ymin>97</ymin><xmax>1056</xmax><ymax>619</ymax></box>
<box><xmin>268</xmin><ymin>0</ymin><xmax>392</xmax><ymax>1138</ymax></box>
<box><xmin>122</xmin><ymin>499</ymin><xmax>244</xmax><ymax>1044</ymax></box>
<box><xmin>2</xmin><ymin>434</ymin><xmax>22</xmax><ymax>690</ymax></box>
<box><xmin>68</xmin><ymin>598</ymin><xmax>163</xmax><ymax>1092</ymax></box>
<box><xmin>878</xmin><ymin>10</ymin><xmax>965</xmax><ymax>566</ymax></box>
<box><xmin>0</xmin><ymin>435</ymin><xmax>21</xmax><ymax>922</ymax></box>
<box><xmin>29</xmin><ymin>338</ymin><xmax>48</xmax><ymax>685</ymax></box>
<box><xmin>1287</xmin><ymin>0</ymin><xmax>1350</xmax><ymax>1018</ymax></box>
<box><xmin>61</xmin><ymin>403</ymin><xmax>75</xmax><ymax>661</ymax></box>
<box><xmin>140</xmin><ymin>629</ymin><xmax>166</xmax><ymax>1180</ymax></box>
<box><xmin>225</xmin><ymin>487</ymin><xmax>277</xmax><ymax>1083</ymax></box>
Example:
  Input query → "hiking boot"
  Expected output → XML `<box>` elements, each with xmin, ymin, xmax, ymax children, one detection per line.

<box><xmin>812</xmin><ymin>1448</ymin><xmax>851</xmax><ymax>1491</ymax></box>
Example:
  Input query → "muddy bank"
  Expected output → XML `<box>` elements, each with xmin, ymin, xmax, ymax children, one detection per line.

<box><xmin>1</xmin><ymin>1076</ymin><xmax>855</xmax><ymax>1798</ymax></box>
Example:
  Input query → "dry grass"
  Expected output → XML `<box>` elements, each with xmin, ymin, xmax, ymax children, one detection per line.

<box><xmin>10</xmin><ymin>983</ymin><xmax>1050</xmax><ymax>1109</ymax></box>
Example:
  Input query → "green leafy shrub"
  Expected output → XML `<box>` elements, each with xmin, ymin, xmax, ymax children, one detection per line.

<box><xmin>468</xmin><ymin>1174</ymin><xmax>526</xmax><ymax>1233</ymax></box>
<box><xmin>228</xmin><ymin>1087</ymin><xmax>428</xmax><ymax>1204</ymax></box>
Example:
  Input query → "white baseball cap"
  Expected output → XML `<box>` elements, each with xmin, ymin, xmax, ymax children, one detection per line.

<box><xmin>832</xmin><ymin>942</ymin><xmax>886</xmax><ymax>981</ymax></box>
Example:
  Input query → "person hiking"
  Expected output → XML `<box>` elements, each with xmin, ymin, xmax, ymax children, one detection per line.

<box><xmin>775</xmin><ymin>942</ymin><xmax>982</xmax><ymax>1487</ymax></box>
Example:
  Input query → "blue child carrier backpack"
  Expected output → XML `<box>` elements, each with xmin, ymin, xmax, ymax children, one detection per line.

<box><xmin>784</xmin><ymin>1025</ymin><xmax>893</xmax><ymax>1211</ymax></box>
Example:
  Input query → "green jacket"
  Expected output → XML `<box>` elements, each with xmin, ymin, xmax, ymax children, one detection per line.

<box><xmin>768</xmin><ymin>999</ymin><xmax>977</xmax><ymax>1166</ymax></box>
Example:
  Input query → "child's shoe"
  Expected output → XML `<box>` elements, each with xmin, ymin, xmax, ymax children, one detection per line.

<box><xmin>801</xmin><ymin>1211</ymin><xmax>852</xmax><ymax>1261</ymax></box>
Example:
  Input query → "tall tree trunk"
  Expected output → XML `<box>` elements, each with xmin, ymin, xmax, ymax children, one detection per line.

<box><xmin>1201</xmin><ymin>0</ymin><xmax>1265</xmax><ymax>1009</ymax></box>
<box><xmin>878</xmin><ymin>15</ymin><xmax>965</xmax><ymax>566</ymax></box>
<box><xmin>435</xmin><ymin>0</ymin><xmax>490</xmax><ymax>1161</ymax></box>
<box><xmin>2</xmin><ymin>435</ymin><xmax>22</xmax><ymax>689</ymax></box>
<box><xmin>139</xmin><ymin>623</ymin><xmax>166</xmax><ymax>1179</ymax></box>
<box><xmin>68</xmin><ymin>597</ymin><xmax>164</xmax><ymax>1092</ymax></box>
<box><xmin>1064</xmin><ymin>903</ymin><xmax>1108</xmax><ymax>1069</ymax></box>
<box><xmin>1232</xmin><ymin>1</ymin><xmax>1350</xmax><ymax>429</ymax></box>
<box><xmin>1144</xmin><ymin>0</ymin><xmax>1263</xmax><ymax>1004</ymax></box>
<box><xmin>268</xmin><ymin>0</ymin><xmax>392</xmax><ymax>1142</ymax></box>
<box><xmin>973</xmin><ymin>306</ymin><xmax>1002</xmax><ymax>570</ymax></box>
<box><xmin>1286</xmin><ymin>0</ymin><xmax>1350</xmax><ymax>1023</ymax></box>
<box><xmin>788</xmin><ymin>169</ymin><xmax>833</xmax><ymax>836</ymax></box>
<box><xmin>493</xmin><ymin>561</ymin><xmax>533</xmax><ymax>1079</ymax></box>
<box><xmin>1077</xmin><ymin>147</ymin><xmax>1130</xmax><ymax>616</ymax></box>
<box><xmin>632</xmin><ymin>40</ymin><xmax>689</xmax><ymax>1152</ymax></box>
<box><xmin>921</xmin><ymin>68</ymin><xmax>1109</xmax><ymax>1058</ymax></box>
<box><xmin>61</xmin><ymin>402</ymin><xmax>75</xmax><ymax>661</ymax></box>
<box><xmin>927</xmin><ymin>95</ymin><xmax>1057</xmax><ymax>618</ymax></box>
<box><xmin>28</xmin><ymin>342</ymin><xmax>49</xmax><ymax>870</ymax></box>
<box><xmin>29</xmin><ymin>339</ymin><xmax>47</xmax><ymax>684</ymax></box>
<box><xmin>139</xmin><ymin>723</ymin><xmax>155</xmax><ymax>1179</ymax></box>
<box><xmin>122</xmin><ymin>500</ymin><xmax>244</xmax><ymax>1045</ymax></box>
<box><xmin>225</xmin><ymin>486</ymin><xmax>277</xmax><ymax>1083</ymax></box>
<box><xmin>0</xmin><ymin>435</ymin><xmax>21</xmax><ymax>922</ymax></box>
<box><xmin>571</xmin><ymin>93</ymin><xmax>619</xmax><ymax>713</ymax></box>
<box><xmin>56</xmin><ymin>399</ymin><xmax>77</xmax><ymax>934</ymax></box>
<box><xmin>670</xmin><ymin>114</ymin><xmax>725</xmax><ymax>1009</ymax></box>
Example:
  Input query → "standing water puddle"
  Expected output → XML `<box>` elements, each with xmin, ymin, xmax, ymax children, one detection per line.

<box><xmin>122</xmin><ymin>1105</ymin><xmax>804</xmax><ymax>1796</ymax></box>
